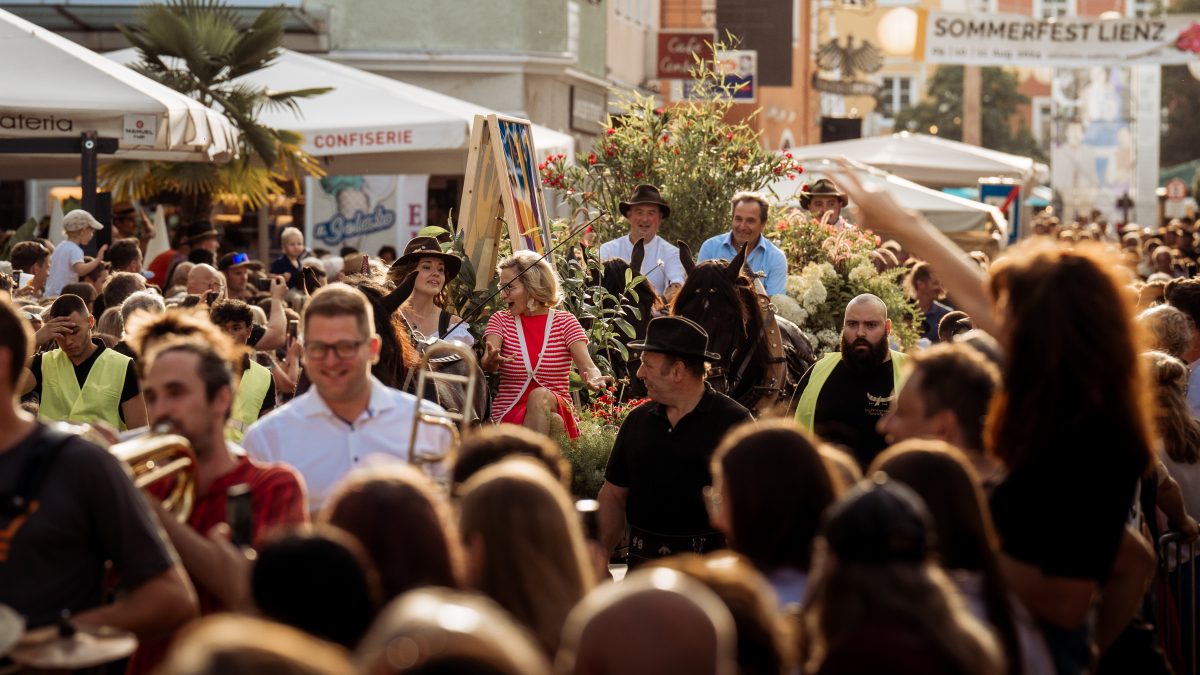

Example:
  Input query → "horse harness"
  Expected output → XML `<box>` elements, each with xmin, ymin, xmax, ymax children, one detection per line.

<box><xmin>705</xmin><ymin>278</ymin><xmax>789</xmax><ymax>415</ymax></box>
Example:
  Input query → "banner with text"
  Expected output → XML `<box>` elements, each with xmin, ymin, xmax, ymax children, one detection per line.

<box><xmin>920</xmin><ymin>11</ymin><xmax>1200</xmax><ymax>65</ymax></box>
<box><xmin>305</xmin><ymin>174</ymin><xmax>429</xmax><ymax>255</ymax></box>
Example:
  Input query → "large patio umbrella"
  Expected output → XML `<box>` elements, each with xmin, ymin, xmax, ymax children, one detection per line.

<box><xmin>0</xmin><ymin>7</ymin><xmax>238</xmax><ymax>197</ymax></box>
<box><xmin>785</xmin><ymin>132</ymin><xmax>1048</xmax><ymax>189</ymax></box>
<box><xmin>107</xmin><ymin>48</ymin><xmax>575</xmax><ymax>175</ymax></box>
<box><xmin>769</xmin><ymin>157</ymin><xmax>1009</xmax><ymax>254</ymax></box>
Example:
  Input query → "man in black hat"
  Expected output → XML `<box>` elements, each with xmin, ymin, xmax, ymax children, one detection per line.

<box><xmin>185</xmin><ymin>221</ymin><xmax>221</xmax><ymax>256</ymax></box>
<box><xmin>801</xmin><ymin>178</ymin><xmax>850</xmax><ymax>229</ymax></box>
<box><xmin>597</xmin><ymin>316</ymin><xmax>752</xmax><ymax>568</ymax></box>
<box><xmin>598</xmin><ymin>184</ymin><xmax>685</xmax><ymax>300</ymax></box>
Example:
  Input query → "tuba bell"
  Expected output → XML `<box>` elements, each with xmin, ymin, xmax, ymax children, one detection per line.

<box><xmin>109</xmin><ymin>426</ymin><xmax>197</xmax><ymax>522</ymax></box>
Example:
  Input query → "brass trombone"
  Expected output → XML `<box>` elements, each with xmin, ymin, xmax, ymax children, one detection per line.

<box><xmin>408</xmin><ymin>341</ymin><xmax>480</xmax><ymax>468</ymax></box>
<box><xmin>45</xmin><ymin>422</ymin><xmax>197</xmax><ymax>521</ymax></box>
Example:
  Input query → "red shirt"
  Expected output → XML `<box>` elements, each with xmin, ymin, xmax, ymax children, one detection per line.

<box><xmin>484</xmin><ymin>309</ymin><xmax>587</xmax><ymax>421</ymax></box>
<box><xmin>129</xmin><ymin>456</ymin><xmax>307</xmax><ymax>673</ymax></box>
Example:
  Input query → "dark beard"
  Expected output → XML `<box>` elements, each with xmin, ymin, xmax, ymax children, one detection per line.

<box><xmin>841</xmin><ymin>335</ymin><xmax>888</xmax><ymax>372</ymax></box>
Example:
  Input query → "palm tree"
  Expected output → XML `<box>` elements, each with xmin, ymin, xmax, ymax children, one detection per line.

<box><xmin>100</xmin><ymin>0</ymin><xmax>330</xmax><ymax>223</ymax></box>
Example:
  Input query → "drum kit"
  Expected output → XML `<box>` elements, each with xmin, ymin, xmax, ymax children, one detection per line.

<box><xmin>0</xmin><ymin>608</ymin><xmax>137</xmax><ymax>672</ymax></box>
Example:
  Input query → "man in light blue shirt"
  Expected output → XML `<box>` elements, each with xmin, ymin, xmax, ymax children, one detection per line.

<box><xmin>697</xmin><ymin>192</ymin><xmax>788</xmax><ymax>295</ymax></box>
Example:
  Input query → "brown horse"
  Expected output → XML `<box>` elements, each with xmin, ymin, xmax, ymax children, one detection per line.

<box><xmin>670</xmin><ymin>240</ymin><xmax>814</xmax><ymax>415</ymax></box>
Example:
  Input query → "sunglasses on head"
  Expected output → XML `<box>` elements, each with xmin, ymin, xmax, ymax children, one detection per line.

<box><xmin>229</xmin><ymin>252</ymin><xmax>249</xmax><ymax>266</ymax></box>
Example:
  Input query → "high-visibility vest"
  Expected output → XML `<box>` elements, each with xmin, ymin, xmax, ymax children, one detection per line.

<box><xmin>226</xmin><ymin>359</ymin><xmax>271</xmax><ymax>442</ymax></box>
<box><xmin>794</xmin><ymin>350</ymin><xmax>908</xmax><ymax>431</ymax></box>
<box><xmin>39</xmin><ymin>346</ymin><xmax>131</xmax><ymax>430</ymax></box>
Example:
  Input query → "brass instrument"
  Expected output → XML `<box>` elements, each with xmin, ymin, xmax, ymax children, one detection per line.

<box><xmin>110</xmin><ymin>427</ymin><xmax>196</xmax><ymax>521</ymax></box>
<box><xmin>408</xmin><ymin>341</ymin><xmax>480</xmax><ymax>468</ymax></box>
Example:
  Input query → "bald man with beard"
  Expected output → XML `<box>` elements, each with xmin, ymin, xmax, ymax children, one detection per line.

<box><xmin>556</xmin><ymin>568</ymin><xmax>736</xmax><ymax>675</ymax></box>
<box><xmin>794</xmin><ymin>293</ymin><xmax>908</xmax><ymax>468</ymax></box>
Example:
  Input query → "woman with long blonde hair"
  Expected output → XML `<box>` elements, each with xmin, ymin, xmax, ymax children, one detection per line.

<box><xmin>457</xmin><ymin>458</ymin><xmax>595</xmax><ymax>656</ymax></box>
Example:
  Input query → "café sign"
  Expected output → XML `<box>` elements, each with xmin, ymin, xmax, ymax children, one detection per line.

<box><xmin>657</xmin><ymin>31</ymin><xmax>715</xmax><ymax>79</ymax></box>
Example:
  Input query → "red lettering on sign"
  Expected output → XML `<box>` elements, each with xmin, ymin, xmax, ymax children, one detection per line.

<box><xmin>409</xmin><ymin>204</ymin><xmax>423</xmax><ymax>226</ymax></box>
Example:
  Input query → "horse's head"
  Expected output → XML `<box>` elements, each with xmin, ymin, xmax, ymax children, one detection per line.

<box><xmin>670</xmin><ymin>240</ymin><xmax>758</xmax><ymax>367</ymax></box>
<box><xmin>598</xmin><ymin>240</ymin><xmax>657</xmax><ymax>339</ymax></box>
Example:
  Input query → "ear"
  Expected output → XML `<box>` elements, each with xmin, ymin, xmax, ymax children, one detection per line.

<box><xmin>929</xmin><ymin>409</ymin><xmax>959</xmax><ymax>444</ymax></box>
<box><xmin>885</xmin><ymin>318</ymin><xmax>892</xmax><ymax>335</ymax></box>
<box><xmin>677</xmin><ymin>240</ymin><xmax>695</xmax><ymax>276</ymax></box>
<box><xmin>368</xmin><ymin>334</ymin><xmax>383</xmax><ymax>364</ymax></box>
<box><xmin>381</xmin><ymin>272</ymin><xmax>416</xmax><ymax>314</ymax></box>
<box><xmin>215</xmin><ymin>384</ymin><xmax>234</xmax><ymax>421</ymax></box>
<box><xmin>726</xmin><ymin>242</ymin><xmax>748</xmax><ymax>281</ymax></box>
<box><xmin>630</xmin><ymin>238</ymin><xmax>646</xmax><ymax>274</ymax></box>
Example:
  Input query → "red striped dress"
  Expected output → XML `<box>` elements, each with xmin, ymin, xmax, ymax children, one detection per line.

<box><xmin>485</xmin><ymin>309</ymin><xmax>588</xmax><ymax>438</ymax></box>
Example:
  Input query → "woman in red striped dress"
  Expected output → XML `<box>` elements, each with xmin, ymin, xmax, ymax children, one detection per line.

<box><xmin>481</xmin><ymin>251</ymin><xmax>609</xmax><ymax>438</ymax></box>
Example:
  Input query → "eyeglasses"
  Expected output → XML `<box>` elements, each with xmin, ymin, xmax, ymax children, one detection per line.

<box><xmin>303</xmin><ymin>339</ymin><xmax>366</xmax><ymax>360</ymax></box>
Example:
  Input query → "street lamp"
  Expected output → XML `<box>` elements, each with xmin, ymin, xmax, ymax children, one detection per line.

<box><xmin>877</xmin><ymin>8</ymin><xmax>918</xmax><ymax>56</ymax></box>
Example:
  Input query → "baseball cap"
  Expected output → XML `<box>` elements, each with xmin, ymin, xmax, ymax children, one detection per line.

<box><xmin>218</xmin><ymin>252</ymin><xmax>253</xmax><ymax>272</ymax></box>
<box><xmin>820</xmin><ymin>473</ymin><xmax>935</xmax><ymax>565</ymax></box>
<box><xmin>62</xmin><ymin>210</ymin><xmax>104</xmax><ymax>232</ymax></box>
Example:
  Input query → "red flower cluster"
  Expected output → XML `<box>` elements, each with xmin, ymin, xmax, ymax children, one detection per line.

<box><xmin>774</xmin><ymin>153</ymin><xmax>804</xmax><ymax>179</ymax></box>
<box><xmin>589</xmin><ymin>390</ymin><xmax>651</xmax><ymax>426</ymax></box>
<box><xmin>1178</xmin><ymin>23</ymin><xmax>1200</xmax><ymax>53</ymax></box>
<box><xmin>540</xmin><ymin>154</ymin><xmax>568</xmax><ymax>189</ymax></box>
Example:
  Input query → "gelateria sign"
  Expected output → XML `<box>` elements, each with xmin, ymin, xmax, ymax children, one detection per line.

<box><xmin>918</xmin><ymin>10</ymin><xmax>1200</xmax><ymax>65</ymax></box>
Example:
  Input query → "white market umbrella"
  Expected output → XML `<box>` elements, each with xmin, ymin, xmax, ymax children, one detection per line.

<box><xmin>768</xmin><ymin>157</ymin><xmax>1008</xmax><ymax>244</ymax></box>
<box><xmin>785</xmin><ymin>132</ymin><xmax>1048</xmax><ymax>189</ymax></box>
<box><xmin>48</xmin><ymin>197</ymin><xmax>64</xmax><ymax>243</ymax></box>
<box><xmin>107</xmin><ymin>48</ymin><xmax>575</xmax><ymax>175</ymax></box>
<box><xmin>0</xmin><ymin>8</ymin><xmax>238</xmax><ymax>179</ymax></box>
<box><xmin>142</xmin><ymin>204</ymin><xmax>170</xmax><ymax>264</ymax></box>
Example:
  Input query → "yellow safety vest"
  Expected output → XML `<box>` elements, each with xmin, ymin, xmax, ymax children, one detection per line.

<box><xmin>226</xmin><ymin>359</ymin><xmax>271</xmax><ymax>443</ymax></box>
<box><xmin>794</xmin><ymin>350</ymin><xmax>908</xmax><ymax>431</ymax></box>
<box><xmin>39</xmin><ymin>346</ymin><xmax>131</xmax><ymax>430</ymax></box>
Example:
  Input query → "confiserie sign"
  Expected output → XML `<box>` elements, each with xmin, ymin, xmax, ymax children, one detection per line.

<box><xmin>657</xmin><ymin>31</ymin><xmax>715</xmax><ymax>79</ymax></box>
<box><xmin>920</xmin><ymin>10</ymin><xmax>1200</xmax><ymax>65</ymax></box>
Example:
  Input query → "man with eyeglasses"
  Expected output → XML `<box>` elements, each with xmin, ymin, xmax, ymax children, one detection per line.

<box><xmin>241</xmin><ymin>283</ymin><xmax>452</xmax><ymax>513</ymax></box>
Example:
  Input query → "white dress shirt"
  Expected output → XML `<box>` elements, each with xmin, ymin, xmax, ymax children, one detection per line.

<box><xmin>598</xmin><ymin>235</ymin><xmax>685</xmax><ymax>296</ymax></box>
<box><xmin>243</xmin><ymin>375</ymin><xmax>453</xmax><ymax>512</ymax></box>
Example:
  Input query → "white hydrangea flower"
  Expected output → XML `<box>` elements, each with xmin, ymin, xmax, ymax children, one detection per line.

<box><xmin>815</xmin><ymin>329</ymin><xmax>840</xmax><ymax>351</ymax></box>
<box><xmin>771</xmin><ymin>294</ymin><xmax>808</xmax><ymax>325</ymax></box>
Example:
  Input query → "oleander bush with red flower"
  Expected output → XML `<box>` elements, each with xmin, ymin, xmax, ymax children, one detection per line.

<box><xmin>557</xmin><ymin>385</ymin><xmax>651</xmax><ymax>499</ymax></box>
<box><xmin>539</xmin><ymin>41</ymin><xmax>800</xmax><ymax>248</ymax></box>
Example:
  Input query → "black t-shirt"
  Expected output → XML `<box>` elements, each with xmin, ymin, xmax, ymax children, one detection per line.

<box><xmin>605</xmin><ymin>387</ymin><xmax>752</xmax><ymax>535</ymax></box>
<box><xmin>0</xmin><ymin>424</ymin><xmax>175</xmax><ymax>628</ymax></box>
<box><xmin>990</xmin><ymin>447</ymin><xmax>1141</xmax><ymax>582</ymax></box>
<box><xmin>30</xmin><ymin>340</ymin><xmax>141</xmax><ymax>423</ymax></box>
<box><xmin>797</xmin><ymin>356</ymin><xmax>895</xmax><ymax>468</ymax></box>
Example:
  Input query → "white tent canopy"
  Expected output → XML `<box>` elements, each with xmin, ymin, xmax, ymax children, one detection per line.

<box><xmin>769</xmin><ymin>157</ymin><xmax>1008</xmax><ymax>248</ymax></box>
<box><xmin>785</xmin><ymin>132</ymin><xmax>1048</xmax><ymax>189</ymax></box>
<box><xmin>0</xmin><ymin>8</ymin><xmax>237</xmax><ymax>179</ymax></box>
<box><xmin>108</xmin><ymin>48</ymin><xmax>575</xmax><ymax>175</ymax></box>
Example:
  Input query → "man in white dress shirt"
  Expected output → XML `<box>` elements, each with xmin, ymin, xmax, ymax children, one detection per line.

<box><xmin>243</xmin><ymin>283</ymin><xmax>452</xmax><ymax>512</ymax></box>
<box><xmin>598</xmin><ymin>184</ymin><xmax>685</xmax><ymax>301</ymax></box>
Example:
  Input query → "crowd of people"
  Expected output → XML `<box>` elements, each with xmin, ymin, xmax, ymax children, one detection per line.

<box><xmin>0</xmin><ymin>170</ymin><xmax>1198</xmax><ymax>675</ymax></box>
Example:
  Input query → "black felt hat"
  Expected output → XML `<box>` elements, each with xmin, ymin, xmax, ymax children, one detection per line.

<box><xmin>391</xmin><ymin>236</ymin><xmax>462</xmax><ymax>281</ymax></box>
<box><xmin>619</xmin><ymin>184</ymin><xmax>671</xmax><ymax>219</ymax></box>
<box><xmin>628</xmin><ymin>316</ymin><xmax>720</xmax><ymax>362</ymax></box>
<box><xmin>799</xmin><ymin>178</ymin><xmax>848</xmax><ymax>210</ymax></box>
<box><xmin>184</xmin><ymin>220</ymin><xmax>220</xmax><ymax>245</ymax></box>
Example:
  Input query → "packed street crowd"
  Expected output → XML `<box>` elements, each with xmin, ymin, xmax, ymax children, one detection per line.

<box><xmin>2</xmin><ymin>166</ymin><xmax>1200</xmax><ymax>675</ymax></box>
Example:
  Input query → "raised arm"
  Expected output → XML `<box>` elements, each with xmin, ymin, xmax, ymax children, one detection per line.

<box><xmin>835</xmin><ymin>159</ymin><xmax>994</xmax><ymax>335</ymax></box>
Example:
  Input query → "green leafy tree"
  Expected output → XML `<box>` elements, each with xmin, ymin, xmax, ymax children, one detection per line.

<box><xmin>540</xmin><ymin>43</ymin><xmax>802</xmax><ymax>248</ymax></box>
<box><xmin>1162</xmin><ymin>0</ymin><xmax>1200</xmax><ymax>168</ymax></box>
<box><xmin>100</xmin><ymin>0</ymin><xmax>330</xmax><ymax>222</ymax></box>
<box><xmin>894</xmin><ymin>66</ymin><xmax>1046</xmax><ymax>162</ymax></box>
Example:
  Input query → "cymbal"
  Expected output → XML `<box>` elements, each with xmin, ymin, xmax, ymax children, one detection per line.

<box><xmin>9</xmin><ymin>622</ymin><xmax>137</xmax><ymax>670</ymax></box>
<box><xmin>0</xmin><ymin>605</ymin><xmax>23</xmax><ymax>658</ymax></box>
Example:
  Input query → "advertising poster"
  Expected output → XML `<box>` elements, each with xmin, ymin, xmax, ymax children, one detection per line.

<box><xmin>305</xmin><ymin>174</ymin><xmax>430</xmax><ymax>255</ymax></box>
<box><xmin>1050</xmin><ymin>67</ymin><xmax>1132</xmax><ymax>223</ymax></box>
